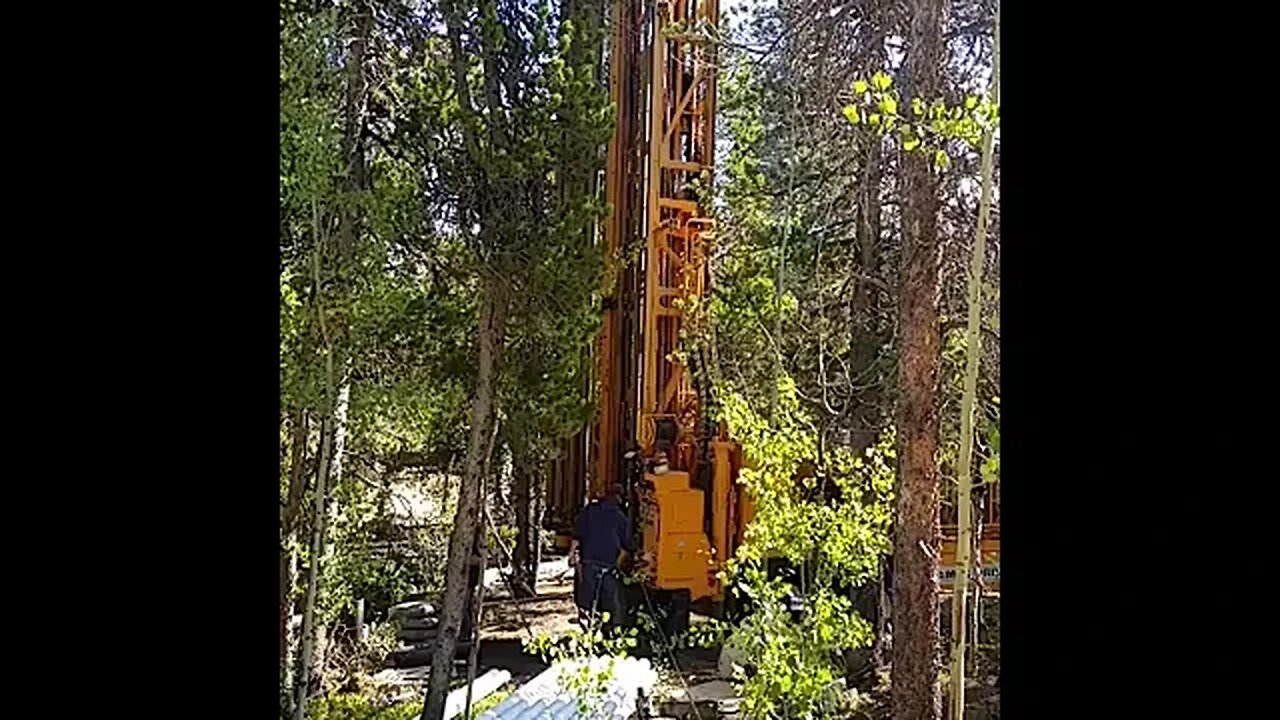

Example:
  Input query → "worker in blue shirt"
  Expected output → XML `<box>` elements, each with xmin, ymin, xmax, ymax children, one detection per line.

<box><xmin>570</xmin><ymin>483</ymin><xmax>634</xmax><ymax>630</ymax></box>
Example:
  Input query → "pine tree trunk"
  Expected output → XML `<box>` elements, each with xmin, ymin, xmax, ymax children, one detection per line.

<box><xmin>892</xmin><ymin>1</ymin><xmax>948</xmax><ymax>718</ymax></box>
<box><xmin>335</xmin><ymin>3</ymin><xmax>370</xmax><ymax>263</ymax></box>
<box><xmin>423</xmin><ymin>276</ymin><xmax>509</xmax><ymax>720</ymax></box>
<box><xmin>533</xmin><ymin>484</ymin><xmax>544</xmax><ymax>572</ymax></box>
<box><xmin>463</xmin><ymin>453</ymin><xmax>495</xmax><ymax>719</ymax></box>
<box><xmin>512</xmin><ymin>467</ymin><xmax>537</xmax><ymax>597</ymax></box>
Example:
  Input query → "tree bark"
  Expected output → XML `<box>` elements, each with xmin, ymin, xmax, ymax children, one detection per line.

<box><xmin>892</xmin><ymin>1</ymin><xmax>948</xmax><ymax>719</ymax></box>
<box><xmin>295</xmin><ymin>3</ymin><xmax>367</xmax><ymax>700</ymax></box>
<box><xmin>424</xmin><ymin>10</ymin><xmax>501</xmax><ymax>714</ymax></box>
<box><xmin>512</xmin><ymin>466</ymin><xmax>538</xmax><ymax>597</ymax></box>
<box><xmin>463</xmin><ymin>456</ymin><xmax>495</xmax><ymax>720</ymax></box>
<box><xmin>282</xmin><ymin>406</ymin><xmax>308</xmax><ymax>701</ymax></box>
<box><xmin>281</xmin><ymin>535</ymin><xmax>301</xmax><ymax>717</ymax></box>
<box><xmin>849</xmin><ymin>133</ymin><xmax>885</xmax><ymax>456</ymax></box>
<box><xmin>336</xmin><ymin>2</ymin><xmax>371</xmax><ymax>264</ymax></box>
<box><xmin>533</xmin><ymin>480</ymin><xmax>544</xmax><ymax>573</ymax></box>
<box><xmin>281</xmin><ymin>542</ymin><xmax>299</xmax><ymax>719</ymax></box>
<box><xmin>949</xmin><ymin>9</ymin><xmax>999</xmax><ymax>718</ymax></box>
<box><xmin>423</xmin><ymin>276</ymin><xmax>509</xmax><ymax>720</ymax></box>
<box><xmin>282</xmin><ymin>409</ymin><xmax>311</xmax><ymax>536</ymax></box>
<box><xmin>309</xmin><ymin>382</ymin><xmax>350</xmax><ymax>696</ymax></box>
<box><xmin>876</xmin><ymin>561</ymin><xmax>891</xmax><ymax>668</ymax></box>
<box><xmin>294</xmin><ymin>408</ymin><xmax>334</xmax><ymax>720</ymax></box>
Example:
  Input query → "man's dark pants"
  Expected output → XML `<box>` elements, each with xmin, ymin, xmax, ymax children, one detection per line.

<box><xmin>576</xmin><ymin>561</ymin><xmax>625</xmax><ymax>630</ymax></box>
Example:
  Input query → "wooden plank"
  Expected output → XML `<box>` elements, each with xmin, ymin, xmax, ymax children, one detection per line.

<box><xmin>443</xmin><ymin>669</ymin><xmax>512</xmax><ymax>720</ymax></box>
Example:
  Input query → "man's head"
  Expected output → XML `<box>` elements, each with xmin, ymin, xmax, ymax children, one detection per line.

<box><xmin>603</xmin><ymin>483</ymin><xmax>624</xmax><ymax>503</ymax></box>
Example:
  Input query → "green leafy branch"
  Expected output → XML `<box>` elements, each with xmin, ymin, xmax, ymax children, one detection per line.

<box><xmin>712</xmin><ymin>379</ymin><xmax>893</xmax><ymax>718</ymax></box>
<box><xmin>842</xmin><ymin>70</ymin><xmax>1000</xmax><ymax>171</ymax></box>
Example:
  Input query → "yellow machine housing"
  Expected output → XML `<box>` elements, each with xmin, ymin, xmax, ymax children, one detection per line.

<box><xmin>640</xmin><ymin>471</ymin><xmax>715</xmax><ymax>598</ymax></box>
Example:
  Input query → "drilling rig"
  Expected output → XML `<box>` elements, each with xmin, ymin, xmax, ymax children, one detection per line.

<box><xmin>544</xmin><ymin>0</ymin><xmax>752</xmax><ymax>628</ymax></box>
<box><xmin>541</xmin><ymin>0</ymin><xmax>1001</xmax><ymax>635</ymax></box>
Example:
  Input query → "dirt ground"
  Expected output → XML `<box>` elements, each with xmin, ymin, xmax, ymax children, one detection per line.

<box><xmin>479</xmin><ymin>580</ymin><xmax>580</xmax><ymax>642</ymax></box>
<box><xmin>472</xmin><ymin>577</ymin><xmax>723</xmax><ymax>689</ymax></box>
<box><xmin>467</xmin><ymin>576</ymin><xmax>998</xmax><ymax>720</ymax></box>
<box><xmin>466</xmin><ymin>578</ymin><xmax>577</xmax><ymax>685</ymax></box>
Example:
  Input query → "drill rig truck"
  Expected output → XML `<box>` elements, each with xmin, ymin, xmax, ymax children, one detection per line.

<box><xmin>543</xmin><ymin>0</ymin><xmax>1000</xmax><ymax>633</ymax></box>
<box><xmin>543</xmin><ymin>0</ymin><xmax>752</xmax><ymax>631</ymax></box>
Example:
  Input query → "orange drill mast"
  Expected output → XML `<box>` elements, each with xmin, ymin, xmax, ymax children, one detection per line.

<box><xmin>546</xmin><ymin>0</ymin><xmax>746</xmax><ymax>606</ymax></box>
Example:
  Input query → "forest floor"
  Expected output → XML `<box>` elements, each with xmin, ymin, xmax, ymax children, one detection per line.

<box><xmin>470</xmin><ymin>580</ymin><xmax>576</xmax><ymax>684</ymax></box>
<box><xmin>458</xmin><ymin>569</ymin><xmax>1000</xmax><ymax>719</ymax></box>
<box><xmin>479</xmin><ymin>582</ymin><xmax>579</xmax><ymax>642</ymax></box>
<box><xmin>475</xmin><ymin>577</ymin><xmax>740</xmax><ymax>716</ymax></box>
<box><xmin>471</xmin><ymin>570</ymin><xmax>735</xmax><ymax>707</ymax></box>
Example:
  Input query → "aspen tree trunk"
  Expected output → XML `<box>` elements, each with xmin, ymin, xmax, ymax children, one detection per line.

<box><xmin>281</xmin><ymin>411</ymin><xmax>311</xmax><ymax>717</ymax></box>
<box><xmin>299</xmin><ymin>4</ymin><xmax>368</xmax><ymax>706</ymax></box>
<box><xmin>949</xmin><ymin>8</ymin><xmax>999</xmax><ymax>719</ymax></box>
<box><xmin>295</xmin><ymin>197</ymin><xmax>340</xmax><ymax>720</ymax></box>
<box><xmin>311</xmin><ymin>381</ymin><xmax>350</xmax><ymax>695</ymax></box>
<box><xmin>281</xmin><ymin>408</ymin><xmax>308</xmax><ymax>710</ymax></box>
<box><xmin>294</xmin><ymin>380</ymin><xmax>334</xmax><ymax>719</ymax></box>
